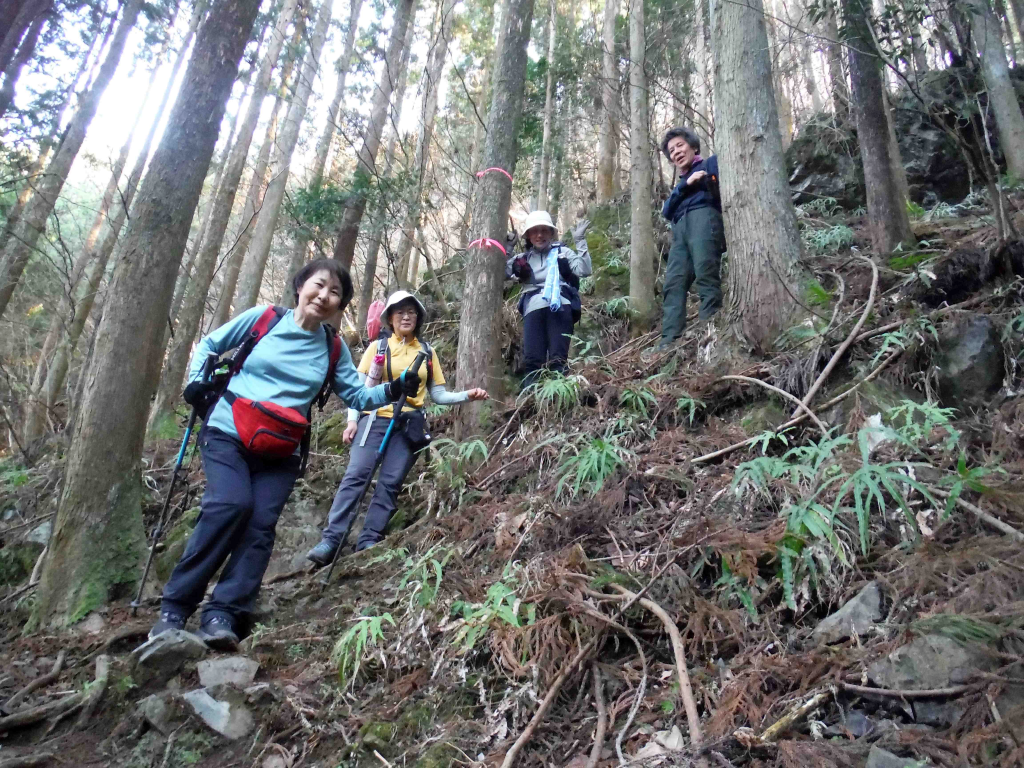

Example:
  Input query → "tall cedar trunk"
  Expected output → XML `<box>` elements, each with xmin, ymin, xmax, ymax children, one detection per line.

<box><xmin>0</xmin><ymin>0</ymin><xmax>26</xmax><ymax>49</ymax></box>
<box><xmin>995</xmin><ymin>0</ymin><xmax>1018</xmax><ymax>63</ymax></box>
<box><xmin>0</xmin><ymin>0</ymin><xmax>46</xmax><ymax>74</ymax></box>
<box><xmin>548</xmin><ymin>138</ymin><xmax>564</xmax><ymax>225</ymax></box>
<box><xmin>965</xmin><ymin>0</ymin><xmax>1024</xmax><ymax>178</ymax></box>
<box><xmin>355</xmin><ymin>13</ymin><xmax>417</xmax><ymax>324</ymax></box>
<box><xmin>0</xmin><ymin>0</ymin><xmax>140</xmax><ymax>321</ymax></box>
<box><xmin>800</xmin><ymin>38</ymin><xmax>824</xmax><ymax>113</ymax></box>
<box><xmin>628</xmin><ymin>0</ymin><xmax>655</xmax><ymax>323</ymax></box>
<box><xmin>234</xmin><ymin>0</ymin><xmax>332</xmax><ymax>313</ymax></box>
<box><xmin>211</xmin><ymin>89</ymin><xmax>286</xmax><ymax>328</ymax></box>
<box><xmin>0</xmin><ymin>6</ymin><xmax>46</xmax><ymax>119</ymax></box>
<box><xmin>537</xmin><ymin>0</ymin><xmax>556</xmax><ymax>209</ymax></box>
<box><xmin>823</xmin><ymin>8</ymin><xmax>848</xmax><ymax>116</ymax></box>
<box><xmin>844</xmin><ymin>0</ymin><xmax>914</xmax><ymax>252</ymax></box>
<box><xmin>1009</xmin><ymin>0</ymin><xmax>1024</xmax><ymax>45</ymax></box>
<box><xmin>455</xmin><ymin>0</ymin><xmax>535</xmax><ymax>437</ymax></box>
<box><xmin>766</xmin><ymin>0</ymin><xmax>794</xmax><ymax>147</ymax></box>
<box><xmin>330</xmin><ymin>0</ymin><xmax>417</xmax><ymax>270</ymax></box>
<box><xmin>288</xmin><ymin>0</ymin><xmax>363</xmax><ymax>269</ymax></box>
<box><xmin>393</xmin><ymin>0</ymin><xmax>456</xmax><ymax>289</ymax></box>
<box><xmin>596</xmin><ymin>0</ymin><xmax>617</xmax><ymax>202</ymax></box>
<box><xmin>713</xmin><ymin>0</ymin><xmax>806</xmax><ymax>353</ymax></box>
<box><xmin>457</xmin><ymin>0</ymin><xmax>496</xmax><ymax>248</ymax></box>
<box><xmin>34</xmin><ymin>0</ymin><xmax>261</xmax><ymax>627</ymax></box>
<box><xmin>149</xmin><ymin>0</ymin><xmax>300</xmax><ymax>431</ymax></box>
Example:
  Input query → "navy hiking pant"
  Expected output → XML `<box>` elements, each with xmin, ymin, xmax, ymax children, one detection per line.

<box><xmin>322</xmin><ymin>413</ymin><xmax>418</xmax><ymax>551</ymax></box>
<box><xmin>161</xmin><ymin>428</ymin><xmax>299</xmax><ymax>629</ymax></box>
<box><xmin>521</xmin><ymin>304</ymin><xmax>574</xmax><ymax>384</ymax></box>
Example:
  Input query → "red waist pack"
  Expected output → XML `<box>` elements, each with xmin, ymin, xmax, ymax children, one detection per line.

<box><xmin>224</xmin><ymin>392</ymin><xmax>309</xmax><ymax>458</ymax></box>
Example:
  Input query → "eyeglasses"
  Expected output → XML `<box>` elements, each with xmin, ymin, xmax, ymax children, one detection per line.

<box><xmin>393</xmin><ymin>307</ymin><xmax>418</xmax><ymax>318</ymax></box>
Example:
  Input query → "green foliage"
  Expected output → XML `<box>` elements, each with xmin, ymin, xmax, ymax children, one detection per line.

<box><xmin>522</xmin><ymin>372</ymin><xmax>585</xmax><ymax>414</ymax></box>
<box><xmin>804</xmin><ymin>280</ymin><xmax>832</xmax><ymax>308</ymax></box>
<box><xmin>451</xmin><ymin>579</ymin><xmax>536</xmax><ymax>654</ymax></box>
<box><xmin>869</xmin><ymin>317</ymin><xmax>938</xmax><ymax>366</ymax></box>
<box><xmin>755</xmin><ymin>429</ymin><xmax>791</xmax><ymax>454</ymax></box>
<box><xmin>942</xmin><ymin>452</ymin><xmax>1003</xmax><ymax>517</ymax></box>
<box><xmin>888</xmin><ymin>251</ymin><xmax>934</xmax><ymax>271</ymax></box>
<box><xmin>619</xmin><ymin>385</ymin><xmax>657</xmax><ymax>418</ymax></box>
<box><xmin>906</xmin><ymin>199</ymin><xmax>926</xmax><ymax>219</ymax></box>
<box><xmin>1002</xmin><ymin>311</ymin><xmax>1024</xmax><ymax>341</ymax></box>
<box><xmin>910</xmin><ymin>614</ymin><xmax>1004</xmax><ymax>644</ymax></box>
<box><xmin>331</xmin><ymin>613</ymin><xmax>395</xmax><ymax>686</ymax></box>
<box><xmin>802</xmin><ymin>224</ymin><xmax>854</xmax><ymax>253</ymax></box>
<box><xmin>797</xmin><ymin>196</ymin><xmax>842</xmax><ymax>217</ymax></box>
<box><xmin>0</xmin><ymin>459</ymin><xmax>29</xmax><ymax>488</ymax></box>
<box><xmin>288</xmin><ymin>181</ymin><xmax>349</xmax><ymax>233</ymax></box>
<box><xmin>714</xmin><ymin>560</ymin><xmax>760</xmax><ymax>619</ymax></box>
<box><xmin>398</xmin><ymin>544</ymin><xmax>451</xmax><ymax>607</ymax></box>
<box><xmin>675</xmin><ymin>395</ymin><xmax>706</xmax><ymax>425</ymax></box>
<box><xmin>431</xmin><ymin>438</ymin><xmax>488</xmax><ymax>482</ymax></box>
<box><xmin>557</xmin><ymin>431</ymin><xmax>633</xmax><ymax>498</ymax></box>
<box><xmin>598</xmin><ymin>295</ymin><xmax>633</xmax><ymax>318</ymax></box>
<box><xmin>886</xmin><ymin>400</ymin><xmax>960</xmax><ymax>450</ymax></box>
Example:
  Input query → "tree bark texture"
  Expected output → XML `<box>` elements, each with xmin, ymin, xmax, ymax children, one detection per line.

<box><xmin>628</xmin><ymin>0</ymin><xmax>655</xmax><ymax>323</ymax></box>
<box><xmin>596</xmin><ymin>0</ymin><xmax>617</xmax><ymax>203</ymax></box>
<box><xmin>34</xmin><ymin>0</ymin><xmax>261</xmax><ymax>627</ymax></box>
<box><xmin>965</xmin><ymin>0</ymin><xmax>1024</xmax><ymax>179</ymax></box>
<box><xmin>456</xmin><ymin>0</ymin><xmax>535</xmax><ymax>436</ymax></box>
<box><xmin>393</xmin><ymin>0</ymin><xmax>456</xmax><ymax>289</ymax></box>
<box><xmin>0</xmin><ymin>0</ymin><xmax>141</xmax><ymax>322</ymax></box>
<box><xmin>457</xmin><ymin>3</ymin><xmax>496</xmax><ymax>249</ymax></box>
<box><xmin>0</xmin><ymin>0</ymin><xmax>27</xmax><ymax>52</ymax></box>
<box><xmin>234</xmin><ymin>0</ymin><xmax>332</xmax><ymax>313</ymax></box>
<box><xmin>844</xmin><ymin>0</ymin><xmax>914</xmax><ymax>252</ymax></box>
<box><xmin>150</xmin><ymin>0</ymin><xmax>300</xmax><ymax>430</ymax></box>
<box><xmin>537</xmin><ymin>0</ymin><xmax>556</xmax><ymax>209</ymax></box>
<box><xmin>0</xmin><ymin>0</ymin><xmax>46</xmax><ymax>74</ymax></box>
<box><xmin>713</xmin><ymin>0</ymin><xmax>806</xmax><ymax>353</ymax></box>
<box><xmin>822</xmin><ymin>8</ymin><xmax>848</xmax><ymax>116</ymax></box>
<box><xmin>330</xmin><ymin>0</ymin><xmax>417</xmax><ymax>271</ymax></box>
<box><xmin>0</xmin><ymin>4</ymin><xmax>46</xmax><ymax>119</ymax></box>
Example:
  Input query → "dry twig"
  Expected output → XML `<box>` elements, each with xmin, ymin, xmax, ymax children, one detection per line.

<box><xmin>758</xmin><ymin>689</ymin><xmax>831</xmax><ymax>742</ymax></box>
<box><xmin>719</xmin><ymin>375</ymin><xmax>828</xmax><ymax>437</ymax></box>
<box><xmin>584</xmin><ymin>665</ymin><xmax>608</xmax><ymax>768</ymax></box>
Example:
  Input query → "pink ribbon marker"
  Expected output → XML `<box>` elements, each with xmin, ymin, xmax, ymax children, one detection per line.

<box><xmin>468</xmin><ymin>237</ymin><xmax>507</xmax><ymax>255</ymax></box>
<box><xmin>476</xmin><ymin>166</ymin><xmax>513</xmax><ymax>183</ymax></box>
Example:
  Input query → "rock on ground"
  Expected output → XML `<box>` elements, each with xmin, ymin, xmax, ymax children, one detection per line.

<box><xmin>933</xmin><ymin>315</ymin><xmax>1004</xmax><ymax>410</ymax></box>
<box><xmin>866</xmin><ymin>745</ymin><xmax>923</xmax><ymax>768</ymax></box>
<box><xmin>182</xmin><ymin>687</ymin><xmax>255</xmax><ymax>740</ymax></box>
<box><xmin>811</xmin><ymin>581</ymin><xmax>883</xmax><ymax>646</ymax></box>
<box><xmin>867</xmin><ymin>633</ymin><xmax>995</xmax><ymax>691</ymax></box>
<box><xmin>197</xmin><ymin>656</ymin><xmax>260</xmax><ymax>688</ymax></box>
<box><xmin>131</xmin><ymin>630</ymin><xmax>208</xmax><ymax>687</ymax></box>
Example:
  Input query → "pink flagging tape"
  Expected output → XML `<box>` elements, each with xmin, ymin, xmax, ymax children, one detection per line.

<box><xmin>467</xmin><ymin>237</ymin><xmax>507</xmax><ymax>255</ymax></box>
<box><xmin>475</xmin><ymin>166</ymin><xmax>513</xmax><ymax>183</ymax></box>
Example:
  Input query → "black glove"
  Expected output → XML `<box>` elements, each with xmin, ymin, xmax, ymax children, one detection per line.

<box><xmin>385</xmin><ymin>368</ymin><xmax>420</xmax><ymax>400</ymax></box>
<box><xmin>512</xmin><ymin>256</ymin><xmax>532</xmax><ymax>282</ymax></box>
<box><xmin>183</xmin><ymin>380</ymin><xmax>220</xmax><ymax>419</ymax></box>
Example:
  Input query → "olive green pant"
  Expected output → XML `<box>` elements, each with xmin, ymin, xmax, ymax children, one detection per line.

<box><xmin>661</xmin><ymin>206</ymin><xmax>725</xmax><ymax>343</ymax></box>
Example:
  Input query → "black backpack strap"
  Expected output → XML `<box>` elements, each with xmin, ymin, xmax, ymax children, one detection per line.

<box><xmin>420</xmin><ymin>339</ymin><xmax>433</xmax><ymax>388</ymax></box>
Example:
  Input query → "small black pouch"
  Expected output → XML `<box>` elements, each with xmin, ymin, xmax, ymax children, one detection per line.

<box><xmin>399</xmin><ymin>409</ymin><xmax>432</xmax><ymax>451</ymax></box>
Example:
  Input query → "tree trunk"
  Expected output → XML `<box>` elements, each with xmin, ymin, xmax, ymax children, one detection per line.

<box><xmin>0</xmin><ymin>0</ymin><xmax>141</xmax><ymax>321</ymax></box>
<box><xmin>713</xmin><ymin>0</ymin><xmax>806</xmax><ymax>353</ymax></box>
<box><xmin>392</xmin><ymin>0</ymin><xmax>456</xmax><ymax>290</ymax></box>
<box><xmin>287</xmin><ymin>0</ymin><xmax>363</xmax><ymax>270</ymax></box>
<box><xmin>330</xmin><ymin>0</ymin><xmax>417</xmax><ymax>271</ymax></box>
<box><xmin>0</xmin><ymin>0</ymin><xmax>47</xmax><ymax>74</ymax></box>
<box><xmin>0</xmin><ymin>0</ymin><xmax>26</xmax><ymax>51</ymax></box>
<box><xmin>537</xmin><ymin>0</ymin><xmax>556</xmax><ymax>210</ymax></box>
<box><xmin>844</xmin><ymin>0</ymin><xmax>914</xmax><ymax>252</ymax></box>
<box><xmin>211</xmin><ymin>90</ymin><xmax>286</xmax><ymax>328</ymax></box>
<box><xmin>628</xmin><ymin>0</ymin><xmax>655</xmax><ymax>324</ymax></box>
<box><xmin>822</xmin><ymin>7</ymin><xmax>848</xmax><ymax>117</ymax></box>
<box><xmin>966</xmin><ymin>0</ymin><xmax>1024</xmax><ymax>179</ymax></box>
<box><xmin>596</xmin><ymin>0</ymin><xmax>617</xmax><ymax>203</ymax></box>
<box><xmin>800</xmin><ymin>38</ymin><xmax>824</xmax><ymax>113</ymax></box>
<box><xmin>34</xmin><ymin>0</ymin><xmax>261</xmax><ymax>627</ymax></box>
<box><xmin>150</xmin><ymin>0</ymin><xmax>300</xmax><ymax>433</ymax></box>
<box><xmin>0</xmin><ymin>5</ymin><xmax>46</xmax><ymax>119</ymax></box>
<box><xmin>457</xmin><ymin>1</ymin><xmax>496</xmax><ymax>248</ymax></box>
<box><xmin>1008</xmin><ymin>0</ymin><xmax>1024</xmax><ymax>46</ymax></box>
<box><xmin>995</xmin><ymin>0</ymin><xmax>1018</xmax><ymax>63</ymax></box>
<box><xmin>456</xmin><ymin>0</ymin><xmax>535</xmax><ymax>436</ymax></box>
<box><xmin>234</xmin><ymin>0</ymin><xmax>332</xmax><ymax>313</ymax></box>
<box><xmin>355</xmin><ymin>12</ymin><xmax>417</xmax><ymax>324</ymax></box>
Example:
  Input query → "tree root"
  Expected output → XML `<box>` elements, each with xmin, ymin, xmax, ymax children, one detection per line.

<box><xmin>941</xmin><ymin>493</ymin><xmax>1024</xmax><ymax>543</ymax></box>
<box><xmin>839</xmin><ymin>681</ymin><xmax>985</xmax><ymax>698</ymax></box>
<box><xmin>719</xmin><ymin>375</ymin><xmax>828</xmax><ymax>436</ymax></box>
<box><xmin>0</xmin><ymin>692</ymin><xmax>84</xmax><ymax>731</ymax></box>
<box><xmin>607</xmin><ymin>585</ymin><xmax>704</xmax><ymax>748</ymax></box>
<box><xmin>758</xmin><ymin>689</ymin><xmax>831</xmax><ymax>742</ymax></box>
<box><xmin>0</xmin><ymin>753</ymin><xmax>56</xmax><ymax>768</ymax></box>
<box><xmin>1</xmin><ymin>650</ymin><xmax>66</xmax><ymax>715</ymax></box>
<box><xmin>75</xmin><ymin>654</ymin><xmax>110</xmax><ymax>729</ymax></box>
<box><xmin>584</xmin><ymin>665</ymin><xmax>608</xmax><ymax>768</ymax></box>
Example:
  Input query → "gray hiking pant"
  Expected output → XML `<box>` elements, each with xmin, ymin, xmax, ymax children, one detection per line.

<box><xmin>322</xmin><ymin>413</ymin><xmax>417</xmax><ymax>551</ymax></box>
<box><xmin>661</xmin><ymin>205</ymin><xmax>726</xmax><ymax>342</ymax></box>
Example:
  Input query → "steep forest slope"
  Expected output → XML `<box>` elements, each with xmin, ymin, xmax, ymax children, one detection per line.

<box><xmin>2</xmin><ymin>186</ymin><xmax>1024</xmax><ymax>768</ymax></box>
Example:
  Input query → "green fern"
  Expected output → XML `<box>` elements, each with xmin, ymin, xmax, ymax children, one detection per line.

<box><xmin>557</xmin><ymin>433</ymin><xmax>633</xmax><ymax>498</ymax></box>
<box><xmin>331</xmin><ymin>613</ymin><xmax>395</xmax><ymax>686</ymax></box>
<box><xmin>523</xmin><ymin>372</ymin><xmax>586</xmax><ymax>414</ymax></box>
<box><xmin>451</xmin><ymin>580</ymin><xmax>536</xmax><ymax>654</ymax></box>
<box><xmin>398</xmin><ymin>544</ymin><xmax>451</xmax><ymax>607</ymax></box>
<box><xmin>675</xmin><ymin>395</ymin><xmax>706</xmax><ymax>425</ymax></box>
<box><xmin>886</xmin><ymin>400</ymin><xmax>960</xmax><ymax>450</ymax></box>
<box><xmin>620</xmin><ymin>386</ymin><xmax>657</xmax><ymax>419</ymax></box>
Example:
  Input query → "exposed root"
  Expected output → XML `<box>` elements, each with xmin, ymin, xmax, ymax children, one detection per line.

<box><xmin>1</xmin><ymin>650</ymin><xmax>65</xmax><ymax>715</ymax></box>
<box><xmin>75</xmin><ymin>654</ymin><xmax>110</xmax><ymax>729</ymax></box>
<box><xmin>720</xmin><ymin>375</ymin><xmax>828</xmax><ymax>436</ymax></box>
<box><xmin>758</xmin><ymin>689</ymin><xmax>832</xmax><ymax>742</ymax></box>
<box><xmin>584</xmin><ymin>664</ymin><xmax>608</xmax><ymax>768</ymax></box>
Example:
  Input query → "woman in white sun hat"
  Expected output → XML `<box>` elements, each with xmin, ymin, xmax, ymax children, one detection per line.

<box><xmin>506</xmin><ymin>211</ymin><xmax>592</xmax><ymax>386</ymax></box>
<box><xmin>307</xmin><ymin>290</ymin><xmax>487</xmax><ymax>561</ymax></box>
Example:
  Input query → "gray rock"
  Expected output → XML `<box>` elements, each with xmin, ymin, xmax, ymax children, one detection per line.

<box><xmin>197</xmin><ymin>656</ymin><xmax>260</xmax><ymax>688</ymax></box>
<box><xmin>868</xmin><ymin>633</ymin><xmax>995</xmax><ymax>691</ymax></box>
<box><xmin>182</xmin><ymin>687</ymin><xmax>255</xmax><ymax>740</ymax></box>
<box><xmin>934</xmin><ymin>315</ymin><xmax>1004</xmax><ymax>410</ymax></box>
<box><xmin>866</xmin><ymin>745</ymin><xmax>922</xmax><ymax>768</ymax></box>
<box><xmin>912</xmin><ymin>698</ymin><xmax>967</xmax><ymax>727</ymax></box>
<box><xmin>131</xmin><ymin>630</ymin><xmax>207</xmax><ymax>687</ymax></box>
<box><xmin>812</xmin><ymin>582</ymin><xmax>883</xmax><ymax>645</ymax></box>
<box><xmin>137</xmin><ymin>692</ymin><xmax>187</xmax><ymax>735</ymax></box>
<box><xmin>26</xmin><ymin>520</ymin><xmax>51</xmax><ymax>546</ymax></box>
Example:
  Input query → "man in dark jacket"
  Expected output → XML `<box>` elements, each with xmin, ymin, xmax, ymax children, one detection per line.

<box><xmin>657</xmin><ymin>127</ymin><xmax>726</xmax><ymax>351</ymax></box>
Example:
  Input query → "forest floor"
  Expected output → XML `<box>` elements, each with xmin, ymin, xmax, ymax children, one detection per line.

<box><xmin>2</xmin><ymin>192</ymin><xmax>1024</xmax><ymax>768</ymax></box>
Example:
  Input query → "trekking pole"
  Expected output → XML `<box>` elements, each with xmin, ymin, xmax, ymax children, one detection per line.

<box><xmin>131</xmin><ymin>354</ymin><xmax>217</xmax><ymax>616</ymax></box>
<box><xmin>320</xmin><ymin>352</ymin><xmax>427</xmax><ymax>592</ymax></box>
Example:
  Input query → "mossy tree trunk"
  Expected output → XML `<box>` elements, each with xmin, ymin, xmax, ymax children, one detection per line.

<box><xmin>34</xmin><ymin>0</ymin><xmax>262</xmax><ymax>627</ymax></box>
<box><xmin>627</xmin><ymin>0</ymin><xmax>655</xmax><ymax>324</ymax></box>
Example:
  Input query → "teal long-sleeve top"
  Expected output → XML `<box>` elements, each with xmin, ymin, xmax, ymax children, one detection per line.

<box><xmin>187</xmin><ymin>305</ymin><xmax>391</xmax><ymax>441</ymax></box>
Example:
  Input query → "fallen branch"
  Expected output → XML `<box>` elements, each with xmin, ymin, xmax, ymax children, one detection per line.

<box><xmin>795</xmin><ymin>255</ymin><xmax>878</xmax><ymax>416</ymax></box>
<box><xmin>839</xmin><ymin>681</ymin><xmax>984</xmax><ymax>698</ymax></box>
<box><xmin>945</xmin><ymin>494</ymin><xmax>1024</xmax><ymax>543</ymax></box>
<box><xmin>850</xmin><ymin>291</ymin><xmax>997</xmax><ymax>347</ymax></box>
<box><xmin>759</xmin><ymin>690</ymin><xmax>831</xmax><ymax>742</ymax></box>
<box><xmin>2</xmin><ymin>651</ymin><xmax>66</xmax><ymax>715</ymax></box>
<box><xmin>609</xmin><ymin>585</ymin><xmax>703</xmax><ymax>747</ymax></box>
<box><xmin>720</xmin><ymin>375</ymin><xmax>827</xmax><ymax>437</ymax></box>
<box><xmin>584</xmin><ymin>665</ymin><xmax>608</xmax><ymax>768</ymax></box>
<box><xmin>0</xmin><ymin>753</ymin><xmax>55</xmax><ymax>768</ymax></box>
<box><xmin>75</xmin><ymin>654</ymin><xmax>110</xmax><ymax>729</ymax></box>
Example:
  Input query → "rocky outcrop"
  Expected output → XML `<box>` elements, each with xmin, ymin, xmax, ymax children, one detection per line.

<box><xmin>933</xmin><ymin>315</ymin><xmax>1005</xmax><ymax>410</ymax></box>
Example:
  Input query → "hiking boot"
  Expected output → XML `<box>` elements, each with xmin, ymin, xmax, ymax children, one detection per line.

<box><xmin>149</xmin><ymin>612</ymin><xmax>186</xmax><ymax>640</ymax></box>
<box><xmin>306</xmin><ymin>539</ymin><xmax>338</xmax><ymax>567</ymax></box>
<box><xmin>196</xmin><ymin>616</ymin><xmax>239</xmax><ymax>651</ymax></box>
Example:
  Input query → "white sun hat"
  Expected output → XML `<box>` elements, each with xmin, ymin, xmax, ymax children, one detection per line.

<box><xmin>383</xmin><ymin>290</ymin><xmax>427</xmax><ymax>336</ymax></box>
<box><xmin>521</xmin><ymin>210</ymin><xmax>556</xmax><ymax>237</ymax></box>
